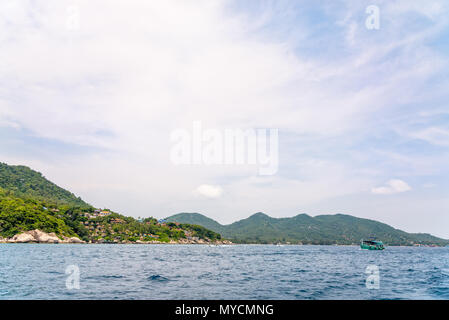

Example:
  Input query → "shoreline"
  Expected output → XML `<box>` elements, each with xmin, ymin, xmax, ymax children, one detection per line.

<box><xmin>0</xmin><ymin>242</ymin><xmax>445</xmax><ymax>247</ymax></box>
<box><xmin>1</xmin><ymin>230</ymin><xmax>445</xmax><ymax>247</ymax></box>
<box><xmin>0</xmin><ymin>229</ymin><xmax>233</xmax><ymax>245</ymax></box>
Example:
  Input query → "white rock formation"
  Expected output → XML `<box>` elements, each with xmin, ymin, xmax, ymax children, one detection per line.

<box><xmin>63</xmin><ymin>236</ymin><xmax>84</xmax><ymax>244</ymax></box>
<box><xmin>32</xmin><ymin>230</ymin><xmax>60</xmax><ymax>243</ymax></box>
<box><xmin>5</xmin><ymin>230</ymin><xmax>85</xmax><ymax>244</ymax></box>
<box><xmin>9</xmin><ymin>232</ymin><xmax>36</xmax><ymax>243</ymax></box>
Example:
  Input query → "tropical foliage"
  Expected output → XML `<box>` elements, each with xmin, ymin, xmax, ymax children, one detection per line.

<box><xmin>0</xmin><ymin>162</ymin><xmax>221</xmax><ymax>243</ymax></box>
<box><xmin>0</xmin><ymin>163</ymin><xmax>89</xmax><ymax>207</ymax></box>
<box><xmin>0</xmin><ymin>188</ymin><xmax>76</xmax><ymax>238</ymax></box>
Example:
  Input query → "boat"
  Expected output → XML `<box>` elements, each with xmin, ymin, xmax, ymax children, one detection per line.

<box><xmin>360</xmin><ymin>239</ymin><xmax>385</xmax><ymax>250</ymax></box>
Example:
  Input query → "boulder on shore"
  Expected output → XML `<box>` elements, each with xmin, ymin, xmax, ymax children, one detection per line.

<box><xmin>9</xmin><ymin>232</ymin><xmax>36</xmax><ymax>243</ymax></box>
<box><xmin>63</xmin><ymin>236</ymin><xmax>85</xmax><ymax>244</ymax></box>
<box><xmin>33</xmin><ymin>230</ymin><xmax>60</xmax><ymax>243</ymax></box>
<box><xmin>5</xmin><ymin>230</ymin><xmax>85</xmax><ymax>244</ymax></box>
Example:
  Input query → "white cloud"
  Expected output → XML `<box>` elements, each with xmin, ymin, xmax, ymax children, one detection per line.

<box><xmin>410</xmin><ymin>127</ymin><xmax>449</xmax><ymax>146</ymax></box>
<box><xmin>1</xmin><ymin>0</ymin><xmax>445</xmax><ymax>149</ymax></box>
<box><xmin>372</xmin><ymin>179</ymin><xmax>412</xmax><ymax>195</ymax></box>
<box><xmin>0</xmin><ymin>1</ymin><xmax>448</xmax><ymax>237</ymax></box>
<box><xmin>195</xmin><ymin>184</ymin><xmax>223</xmax><ymax>199</ymax></box>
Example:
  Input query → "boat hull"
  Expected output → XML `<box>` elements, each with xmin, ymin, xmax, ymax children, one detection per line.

<box><xmin>360</xmin><ymin>243</ymin><xmax>384</xmax><ymax>250</ymax></box>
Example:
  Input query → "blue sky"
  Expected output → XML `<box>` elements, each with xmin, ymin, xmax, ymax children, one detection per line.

<box><xmin>0</xmin><ymin>0</ymin><xmax>448</xmax><ymax>238</ymax></box>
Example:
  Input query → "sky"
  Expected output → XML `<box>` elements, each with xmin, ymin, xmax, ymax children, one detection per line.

<box><xmin>0</xmin><ymin>0</ymin><xmax>448</xmax><ymax>238</ymax></box>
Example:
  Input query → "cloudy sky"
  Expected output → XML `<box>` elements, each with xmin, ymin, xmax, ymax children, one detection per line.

<box><xmin>1</xmin><ymin>0</ymin><xmax>448</xmax><ymax>238</ymax></box>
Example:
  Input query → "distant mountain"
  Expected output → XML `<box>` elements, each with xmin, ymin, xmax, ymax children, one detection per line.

<box><xmin>166</xmin><ymin>212</ymin><xmax>449</xmax><ymax>246</ymax></box>
<box><xmin>166</xmin><ymin>213</ymin><xmax>226</xmax><ymax>234</ymax></box>
<box><xmin>0</xmin><ymin>162</ymin><xmax>89</xmax><ymax>207</ymax></box>
<box><xmin>2</xmin><ymin>162</ymin><xmax>446</xmax><ymax>246</ymax></box>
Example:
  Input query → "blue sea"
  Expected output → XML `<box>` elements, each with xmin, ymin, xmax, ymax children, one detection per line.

<box><xmin>0</xmin><ymin>244</ymin><xmax>447</xmax><ymax>300</ymax></box>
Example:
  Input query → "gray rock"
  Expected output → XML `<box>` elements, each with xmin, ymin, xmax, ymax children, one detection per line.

<box><xmin>4</xmin><ymin>230</ymin><xmax>85</xmax><ymax>244</ymax></box>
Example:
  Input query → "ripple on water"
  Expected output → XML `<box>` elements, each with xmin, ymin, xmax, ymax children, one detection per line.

<box><xmin>0</xmin><ymin>244</ymin><xmax>447</xmax><ymax>299</ymax></box>
<box><xmin>85</xmin><ymin>275</ymin><xmax>124</xmax><ymax>280</ymax></box>
<box><xmin>147</xmin><ymin>275</ymin><xmax>170</xmax><ymax>282</ymax></box>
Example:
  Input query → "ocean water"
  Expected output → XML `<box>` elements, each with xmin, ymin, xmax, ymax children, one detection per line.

<box><xmin>0</xmin><ymin>244</ymin><xmax>447</xmax><ymax>300</ymax></box>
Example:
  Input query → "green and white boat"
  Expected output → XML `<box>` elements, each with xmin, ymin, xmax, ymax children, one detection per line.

<box><xmin>360</xmin><ymin>239</ymin><xmax>385</xmax><ymax>250</ymax></box>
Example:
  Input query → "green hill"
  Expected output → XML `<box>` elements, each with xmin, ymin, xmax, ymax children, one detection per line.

<box><xmin>0</xmin><ymin>162</ymin><xmax>89</xmax><ymax>207</ymax></box>
<box><xmin>0</xmin><ymin>187</ymin><xmax>78</xmax><ymax>238</ymax></box>
<box><xmin>2</xmin><ymin>161</ymin><xmax>446</xmax><ymax>246</ymax></box>
<box><xmin>0</xmin><ymin>162</ymin><xmax>221</xmax><ymax>243</ymax></box>
<box><xmin>166</xmin><ymin>213</ymin><xmax>226</xmax><ymax>234</ymax></box>
<box><xmin>166</xmin><ymin>212</ymin><xmax>449</xmax><ymax>246</ymax></box>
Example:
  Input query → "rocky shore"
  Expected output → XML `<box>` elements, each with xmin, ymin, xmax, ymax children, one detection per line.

<box><xmin>0</xmin><ymin>229</ymin><xmax>233</xmax><ymax>245</ymax></box>
<box><xmin>134</xmin><ymin>239</ymin><xmax>233</xmax><ymax>245</ymax></box>
<box><xmin>93</xmin><ymin>238</ymin><xmax>233</xmax><ymax>245</ymax></box>
<box><xmin>0</xmin><ymin>230</ymin><xmax>85</xmax><ymax>244</ymax></box>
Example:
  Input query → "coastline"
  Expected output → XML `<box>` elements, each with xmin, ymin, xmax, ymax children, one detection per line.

<box><xmin>0</xmin><ymin>230</ymin><xmax>445</xmax><ymax>247</ymax></box>
<box><xmin>0</xmin><ymin>229</ymin><xmax>233</xmax><ymax>245</ymax></box>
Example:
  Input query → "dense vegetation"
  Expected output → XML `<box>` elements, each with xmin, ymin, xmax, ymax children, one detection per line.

<box><xmin>78</xmin><ymin>214</ymin><xmax>221</xmax><ymax>243</ymax></box>
<box><xmin>168</xmin><ymin>213</ymin><xmax>226</xmax><ymax>234</ymax></box>
<box><xmin>0</xmin><ymin>162</ymin><xmax>221</xmax><ymax>243</ymax></box>
<box><xmin>0</xmin><ymin>163</ymin><xmax>89</xmax><ymax>207</ymax></box>
<box><xmin>166</xmin><ymin>212</ymin><xmax>449</xmax><ymax>246</ymax></box>
<box><xmin>0</xmin><ymin>187</ymin><xmax>77</xmax><ymax>238</ymax></box>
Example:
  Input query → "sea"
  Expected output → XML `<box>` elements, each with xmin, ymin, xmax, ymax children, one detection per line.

<box><xmin>0</xmin><ymin>244</ymin><xmax>447</xmax><ymax>300</ymax></box>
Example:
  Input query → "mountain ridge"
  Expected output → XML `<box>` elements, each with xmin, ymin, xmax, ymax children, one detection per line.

<box><xmin>0</xmin><ymin>162</ymin><xmax>90</xmax><ymax>207</ymax></box>
<box><xmin>166</xmin><ymin>212</ymin><xmax>449</xmax><ymax>246</ymax></box>
<box><xmin>1</xmin><ymin>161</ymin><xmax>446</xmax><ymax>246</ymax></box>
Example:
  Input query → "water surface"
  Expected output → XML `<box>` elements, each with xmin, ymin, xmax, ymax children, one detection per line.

<box><xmin>0</xmin><ymin>244</ymin><xmax>447</xmax><ymax>299</ymax></box>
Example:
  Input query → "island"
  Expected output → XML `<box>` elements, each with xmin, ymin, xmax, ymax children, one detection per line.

<box><xmin>1</xmin><ymin>162</ymin><xmax>448</xmax><ymax>246</ymax></box>
<box><xmin>0</xmin><ymin>162</ymin><xmax>228</xmax><ymax>244</ymax></box>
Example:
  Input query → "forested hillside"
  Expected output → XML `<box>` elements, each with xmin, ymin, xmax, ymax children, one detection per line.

<box><xmin>166</xmin><ymin>212</ymin><xmax>449</xmax><ymax>246</ymax></box>
<box><xmin>0</xmin><ymin>162</ymin><xmax>222</xmax><ymax>243</ymax></box>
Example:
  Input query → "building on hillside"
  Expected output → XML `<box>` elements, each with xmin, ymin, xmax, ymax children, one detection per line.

<box><xmin>98</xmin><ymin>210</ymin><xmax>111</xmax><ymax>217</ymax></box>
